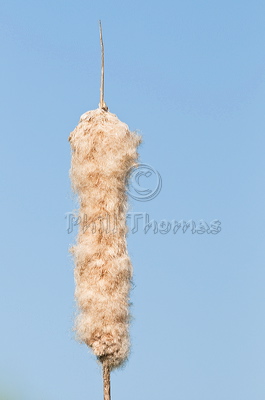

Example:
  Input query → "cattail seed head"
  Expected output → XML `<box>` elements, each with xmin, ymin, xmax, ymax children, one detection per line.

<box><xmin>69</xmin><ymin>108</ymin><xmax>141</xmax><ymax>369</ymax></box>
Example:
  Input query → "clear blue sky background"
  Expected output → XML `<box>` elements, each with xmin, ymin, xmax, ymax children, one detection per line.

<box><xmin>1</xmin><ymin>1</ymin><xmax>265</xmax><ymax>399</ymax></box>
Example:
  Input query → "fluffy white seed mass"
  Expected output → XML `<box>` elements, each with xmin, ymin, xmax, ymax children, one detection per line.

<box><xmin>69</xmin><ymin>108</ymin><xmax>141</xmax><ymax>370</ymax></box>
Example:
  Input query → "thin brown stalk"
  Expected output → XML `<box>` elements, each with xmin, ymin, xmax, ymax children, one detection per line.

<box><xmin>99</xmin><ymin>20</ymin><xmax>108</xmax><ymax>111</ymax></box>
<box><xmin>103</xmin><ymin>363</ymin><xmax>111</xmax><ymax>400</ymax></box>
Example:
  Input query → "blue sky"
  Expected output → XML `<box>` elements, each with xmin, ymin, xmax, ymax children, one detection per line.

<box><xmin>1</xmin><ymin>1</ymin><xmax>265</xmax><ymax>399</ymax></box>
